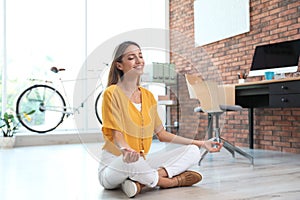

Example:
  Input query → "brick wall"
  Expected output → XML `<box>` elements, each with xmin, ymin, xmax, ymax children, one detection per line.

<box><xmin>169</xmin><ymin>0</ymin><xmax>300</xmax><ymax>153</ymax></box>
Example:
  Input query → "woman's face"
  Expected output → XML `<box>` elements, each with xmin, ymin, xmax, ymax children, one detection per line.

<box><xmin>117</xmin><ymin>44</ymin><xmax>145</xmax><ymax>75</ymax></box>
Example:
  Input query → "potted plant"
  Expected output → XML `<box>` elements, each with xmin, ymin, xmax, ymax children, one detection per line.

<box><xmin>0</xmin><ymin>110</ymin><xmax>35</xmax><ymax>148</ymax></box>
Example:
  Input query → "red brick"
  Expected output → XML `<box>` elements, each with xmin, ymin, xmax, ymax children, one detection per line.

<box><xmin>264</xmin><ymin>135</ymin><xmax>280</xmax><ymax>141</ymax></box>
<box><xmin>273</xmin><ymin>141</ymin><xmax>291</xmax><ymax>148</ymax></box>
<box><xmin>274</xmin><ymin>121</ymin><xmax>292</xmax><ymax>126</ymax></box>
<box><xmin>282</xmin><ymin>148</ymin><xmax>300</xmax><ymax>154</ymax></box>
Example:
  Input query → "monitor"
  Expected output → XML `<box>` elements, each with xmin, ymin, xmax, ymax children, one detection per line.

<box><xmin>248</xmin><ymin>39</ymin><xmax>300</xmax><ymax>77</ymax></box>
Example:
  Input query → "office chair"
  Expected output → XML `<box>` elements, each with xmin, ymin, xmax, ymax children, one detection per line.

<box><xmin>185</xmin><ymin>74</ymin><xmax>254</xmax><ymax>165</ymax></box>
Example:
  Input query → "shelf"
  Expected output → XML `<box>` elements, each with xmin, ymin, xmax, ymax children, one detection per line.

<box><xmin>165</xmin><ymin>124</ymin><xmax>179</xmax><ymax>128</ymax></box>
<box><xmin>158</xmin><ymin>100</ymin><xmax>177</xmax><ymax>106</ymax></box>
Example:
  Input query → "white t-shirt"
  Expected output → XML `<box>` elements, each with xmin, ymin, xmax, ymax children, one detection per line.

<box><xmin>132</xmin><ymin>102</ymin><xmax>141</xmax><ymax>112</ymax></box>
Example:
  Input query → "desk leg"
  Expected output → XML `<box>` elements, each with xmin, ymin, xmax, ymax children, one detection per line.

<box><xmin>208</xmin><ymin>114</ymin><xmax>213</xmax><ymax>139</ymax></box>
<box><xmin>248</xmin><ymin>108</ymin><xmax>254</xmax><ymax>149</ymax></box>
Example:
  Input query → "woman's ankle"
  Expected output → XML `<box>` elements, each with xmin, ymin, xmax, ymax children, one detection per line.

<box><xmin>157</xmin><ymin>176</ymin><xmax>178</xmax><ymax>189</ymax></box>
<box><xmin>158</xmin><ymin>168</ymin><xmax>168</xmax><ymax>178</ymax></box>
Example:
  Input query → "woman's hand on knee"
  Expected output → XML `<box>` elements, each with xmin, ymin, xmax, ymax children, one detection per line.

<box><xmin>202</xmin><ymin>140</ymin><xmax>223</xmax><ymax>153</ymax></box>
<box><xmin>121</xmin><ymin>147</ymin><xmax>140</xmax><ymax>163</ymax></box>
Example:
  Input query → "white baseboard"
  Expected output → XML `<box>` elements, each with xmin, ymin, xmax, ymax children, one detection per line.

<box><xmin>14</xmin><ymin>132</ymin><xmax>103</xmax><ymax>147</ymax></box>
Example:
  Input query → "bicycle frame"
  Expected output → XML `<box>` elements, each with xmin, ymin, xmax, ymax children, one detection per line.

<box><xmin>49</xmin><ymin>67</ymin><xmax>106</xmax><ymax>111</ymax></box>
<box><xmin>59</xmin><ymin>80</ymin><xmax>104</xmax><ymax>115</ymax></box>
<box><xmin>16</xmin><ymin>66</ymin><xmax>109</xmax><ymax>133</ymax></box>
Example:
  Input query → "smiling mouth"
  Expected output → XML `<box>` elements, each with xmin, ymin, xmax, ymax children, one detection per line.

<box><xmin>134</xmin><ymin>66</ymin><xmax>143</xmax><ymax>69</ymax></box>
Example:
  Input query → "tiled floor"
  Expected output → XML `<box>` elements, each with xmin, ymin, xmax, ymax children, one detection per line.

<box><xmin>1</xmin><ymin>140</ymin><xmax>300</xmax><ymax>200</ymax></box>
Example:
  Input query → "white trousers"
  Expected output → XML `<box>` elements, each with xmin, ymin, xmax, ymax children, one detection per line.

<box><xmin>98</xmin><ymin>144</ymin><xmax>201</xmax><ymax>189</ymax></box>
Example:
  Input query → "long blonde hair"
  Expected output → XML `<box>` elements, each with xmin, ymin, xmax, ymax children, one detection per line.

<box><xmin>107</xmin><ymin>41</ymin><xmax>141</xmax><ymax>87</ymax></box>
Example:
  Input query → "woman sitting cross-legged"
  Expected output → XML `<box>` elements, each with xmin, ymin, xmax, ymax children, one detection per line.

<box><xmin>98</xmin><ymin>41</ymin><xmax>223</xmax><ymax>198</ymax></box>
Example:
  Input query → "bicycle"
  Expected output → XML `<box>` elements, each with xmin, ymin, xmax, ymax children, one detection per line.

<box><xmin>16</xmin><ymin>66</ymin><xmax>107</xmax><ymax>133</ymax></box>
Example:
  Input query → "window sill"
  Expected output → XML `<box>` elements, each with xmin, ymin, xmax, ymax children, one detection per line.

<box><xmin>13</xmin><ymin>130</ymin><xmax>102</xmax><ymax>147</ymax></box>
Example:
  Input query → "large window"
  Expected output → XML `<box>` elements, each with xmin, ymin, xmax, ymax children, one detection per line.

<box><xmin>1</xmin><ymin>0</ymin><xmax>85</xmax><ymax>132</ymax></box>
<box><xmin>1</xmin><ymin>0</ymin><xmax>169</xmax><ymax>133</ymax></box>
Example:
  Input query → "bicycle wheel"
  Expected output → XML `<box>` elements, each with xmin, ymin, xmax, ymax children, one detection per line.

<box><xmin>16</xmin><ymin>84</ymin><xmax>66</xmax><ymax>133</ymax></box>
<box><xmin>95</xmin><ymin>90</ymin><xmax>103</xmax><ymax>125</ymax></box>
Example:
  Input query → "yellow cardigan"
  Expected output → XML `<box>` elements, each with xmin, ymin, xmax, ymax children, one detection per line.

<box><xmin>101</xmin><ymin>85</ymin><xmax>163</xmax><ymax>156</ymax></box>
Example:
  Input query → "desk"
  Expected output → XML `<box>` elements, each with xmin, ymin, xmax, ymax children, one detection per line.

<box><xmin>235</xmin><ymin>77</ymin><xmax>300</xmax><ymax>149</ymax></box>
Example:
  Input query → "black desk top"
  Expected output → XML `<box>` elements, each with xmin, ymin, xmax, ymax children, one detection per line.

<box><xmin>235</xmin><ymin>77</ymin><xmax>300</xmax><ymax>87</ymax></box>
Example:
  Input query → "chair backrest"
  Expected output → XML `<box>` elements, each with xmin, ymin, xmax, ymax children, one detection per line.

<box><xmin>185</xmin><ymin>74</ymin><xmax>235</xmax><ymax>112</ymax></box>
